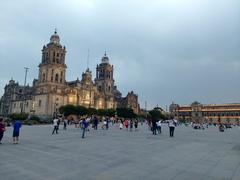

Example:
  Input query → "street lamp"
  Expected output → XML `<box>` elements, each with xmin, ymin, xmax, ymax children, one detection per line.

<box><xmin>21</xmin><ymin>67</ymin><xmax>29</xmax><ymax>113</ymax></box>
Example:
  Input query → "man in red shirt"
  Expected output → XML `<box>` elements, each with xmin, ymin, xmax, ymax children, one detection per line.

<box><xmin>0</xmin><ymin>117</ymin><xmax>6</xmax><ymax>144</ymax></box>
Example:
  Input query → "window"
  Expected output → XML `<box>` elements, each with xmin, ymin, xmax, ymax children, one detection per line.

<box><xmin>26</xmin><ymin>102</ymin><xmax>28</xmax><ymax>107</ymax></box>
<box><xmin>42</xmin><ymin>73</ymin><xmax>45</xmax><ymax>82</ymax></box>
<box><xmin>38</xmin><ymin>100</ymin><xmax>42</xmax><ymax>107</ymax></box>
<box><xmin>60</xmin><ymin>71</ymin><xmax>63</xmax><ymax>83</ymax></box>
<box><xmin>55</xmin><ymin>74</ymin><xmax>59</xmax><ymax>82</ymax></box>
<box><xmin>57</xmin><ymin>53</ymin><xmax>59</xmax><ymax>57</ymax></box>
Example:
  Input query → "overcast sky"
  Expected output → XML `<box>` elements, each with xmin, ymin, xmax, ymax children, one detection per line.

<box><xmin>0</xmin><ymin>0</ymin><xmax>239</xmax><ymax>110</ymax></box>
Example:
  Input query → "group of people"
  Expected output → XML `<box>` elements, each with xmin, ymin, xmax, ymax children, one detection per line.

<box><xmin>51</xmin><ymin>115</ymin><xmax>179</xmax><ymax>139</ymax></box>
<box><xmin>119</xmin><ymin>119</ymin><xmax>139</xmax><ymax>131</ymax></box>
<box><xmin>0</xmin><ymin>117</ymin><xmax>22</xmax><ymax>144</ymax></box>
<box><xmin>51</xmin><ymin>116</ymin><xmax>142</xmax><ymax>138</ymax></box>
<box><xmin>147</xmin><ymin>118</ymin><xmax>177</xmax><ymax>137</ymax></box>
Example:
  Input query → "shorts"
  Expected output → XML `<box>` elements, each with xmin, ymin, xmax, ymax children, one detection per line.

<box><xmin>13</xmin><ymin>131</ymin><xmax>20</xmax><ymax>137</ymax></box>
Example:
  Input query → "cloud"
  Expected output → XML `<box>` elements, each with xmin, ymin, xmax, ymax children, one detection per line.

<box><xmin>0</xmin><ymin>0</ymin><xmax>239</xmax><ymax>109</ymax></box>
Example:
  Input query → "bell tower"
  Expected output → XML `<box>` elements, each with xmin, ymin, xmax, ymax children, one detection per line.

<box><xmin>95</xmin><ymin>52</ymin><xmax>114</xmax><ymax>96</ymax></box>
<box><xmin>38</xmin><ymin>30</ymin><xmax>67</xmax><ymax>85</ymax></box>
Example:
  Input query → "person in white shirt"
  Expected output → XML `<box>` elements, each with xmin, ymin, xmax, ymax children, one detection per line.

<box><xmin>157</xmin><ymin>120</ymin><xmax>162</xmax><ymax>134</ymax></box>
<box><xmin>168</xmin><ymin>118</ymin><xmax>176</xmax><ymax>137</ymax></box>
<box><xmin>52</xmin><ymin>118</ymin><xmax>59</xmax><ymax>135</ymax></box>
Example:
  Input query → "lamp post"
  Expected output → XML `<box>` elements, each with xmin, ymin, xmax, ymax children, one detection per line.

<box><xmin>21</xmin><ymin>67</ymin><xmax>29</xmax><ymax>113</ymax></box>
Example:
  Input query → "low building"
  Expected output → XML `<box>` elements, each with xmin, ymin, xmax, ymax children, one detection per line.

<box><xmin>169</xmin><ymin>102</ymin><xmax>240</xmax><ymax>125</ymax></box>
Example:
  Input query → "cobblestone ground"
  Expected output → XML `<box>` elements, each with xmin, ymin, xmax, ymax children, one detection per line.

<box><xmin>0</xmin><ymin>123</ymin><xmax>240</xmax><ymax>180</ymax></box>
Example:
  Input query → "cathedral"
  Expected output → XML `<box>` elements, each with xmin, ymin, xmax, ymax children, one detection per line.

<box><xmin>0</xmin><ymin>31</ymin><xmax>140</xmax><ymax>118</ymax></box>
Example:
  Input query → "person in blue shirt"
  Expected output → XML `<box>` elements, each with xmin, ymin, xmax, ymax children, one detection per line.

<box><xmin>81</xmin><ymin>118</ymin><xmax>89</xmax><ymax>139</ymax></box>
<box><xmin>13</xmin><ymin>120</ymin><xmax>22</xmax><ymax>144</ymax></box>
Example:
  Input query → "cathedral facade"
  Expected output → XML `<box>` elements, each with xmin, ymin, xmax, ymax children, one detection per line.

<box><xmin>0</xmin><ymin>31</ymin><xmax>140</xmax><ymax>117</ymax></box>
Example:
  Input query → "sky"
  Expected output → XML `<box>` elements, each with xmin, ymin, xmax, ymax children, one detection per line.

<box><xmin>0</xmin><ymin>0</ymin><xmax>239</xmax><ymax>110</ymax></box>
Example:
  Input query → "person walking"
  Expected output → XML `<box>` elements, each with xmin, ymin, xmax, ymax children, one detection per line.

<box><xmin>52</xmin><ymin>118</ymin><xmax>59</xmax><ymax>135</ymax></box>
<box><xmin>157</xmin><ymin>120</ymin><xmax>162</xmax><ymax>134</ymax></box>
<box><xmin>168</xmin><ymin>118</ymin><xmax>176</xmax><ymax>137</ymax></box>
<box><xmin>119</xmin><ymin>120</ymin><xmax>123</xmax><ymax>130</ymax></box>
<box><xmin>130</xmin><ymin>119</ymin><xmax>133</xmax><ymax>131</ymax></box>
<box><xmin>106</xmin><ymin>117</ymin><xmax>109</xmax><ymax>130</ymax></box>
<box><xmin>81</xmin><ymin>118</ymin><xmax>89</xmax><ymax>138</ymax></box>
<box><xmin>93</xmin><ymin>116</ymin><xmax>98</xmax><ymax>130</ymax></box>
<box><xmin>134</xmin><ymin>119</ymin><xmax>138</xmax><ymax>131</ymax></box>
<box><xmin>12</xmin><ymin>119</ymin><xmax>22</xmax><ymax>144</ymax></box>
<box><xmin>57</xmin><ymin>118</ymin><xmax>60</xmax><ymax>130</ymax></box>
<box><xmin>63</xmin><ymin>118</ymin><xmax>67</xmax><ymax>130</ymax></box>
<box><xmin>124</xmin><ymin>119</ymin><xmax>129</xmax><ymax>130</ymax></box>
<box><xmin>0</xmin><ymin>118</ymin><xmax>6</xmax><ymax>144</ymax></box>
<box><xmin>152</xmin><ymin>119</ymin><xmax>157</xmax><ymax>135</ymax></box>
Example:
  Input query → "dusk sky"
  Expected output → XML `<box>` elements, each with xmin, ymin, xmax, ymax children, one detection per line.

<box><xmin>0</xmin><ymin>0</ymin><xmax>239</xmax><ymax>109</ymax></box>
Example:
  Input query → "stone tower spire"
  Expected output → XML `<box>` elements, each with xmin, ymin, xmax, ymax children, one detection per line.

<box><xmin>95</xmin><ymin>53</ymin><xmax>114</xmax><ymax>95</ymax></box>
<box><xmin>38</xmin><ymin>30</ymin><xmax>67</xmax><ymax>85</ymax></box>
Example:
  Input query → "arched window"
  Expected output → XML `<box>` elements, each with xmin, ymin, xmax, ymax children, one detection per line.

<box><xmin>42</xmin><ymin>73</ymin><xmax>45</xmax><ymax>82</ymax></box>
<box><xmin>60</xmin><ymin>71</ymin><xmax>63</xmax><ymax>83</ymax></box>
<box><xmin>38</xmin><ymin>100</ymin><xmax>42</xmax><ymax>107</ymax></box>
<box><xmin>55</xmin><ymin>74</ymin><xmax>59</xmax><ymax>82</ymax></box>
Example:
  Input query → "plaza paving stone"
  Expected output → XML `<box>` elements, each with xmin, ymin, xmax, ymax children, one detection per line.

<box><xmin>0</xmin><ymin>123</ymin><xmax>240</xmax><ymax>180</ymax></box>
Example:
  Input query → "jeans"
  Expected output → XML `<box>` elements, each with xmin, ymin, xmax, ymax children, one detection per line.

<box><xmin>52</xmin><ymin>126</ymin><xmax>58</xmax><ymax>134</ymax></box>
<box><xmin>0</xmin><ymin>132</ymin><xmax>3</xmax><ymax>142</ymax></box>
<box><xmin>169</xmin><ymin>127</ymin><xmax>175</xmax><ymax>137</ymax></box>
<box><xmin>152</xmin><ymin>126</ymin><xmax>157</xmax><ymax>135</ymax></box>
<box><xmin>157</xmin><ymin>126</ymin><xmax>161</xmax><ymax>134</ymax></box>
<box><xmin>82</xmin><ymin>128</ymin><xmax>86</xmax><ymax>138</ymax></box>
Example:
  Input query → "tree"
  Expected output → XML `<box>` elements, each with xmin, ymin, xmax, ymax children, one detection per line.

<box><xmin>76</xmin><ymin>105</ymin><xmax>88</xmax><ymax>116</ymax></box>
<box><xmin>106</xmin><ymin>108</ymin><xmax>116</xmax><ymax>117</ymax></box>
<box><xmin>9</xmin><ymin>113</ymin><xmax>29</xmax><ymax>120</ymax></box>
<box><xmin>150</xmin><ymin>108</ymin><xmax>167</xmax><ymax>120</ymax></box>
<box><xmin>87</xmin><ymin>108</ymin><xmax>97</xmax><ymax>116</ymax></box>
<box><xmin>149</xmin><ymin>109</ymin><xmax>164</xmax><ymax>120</ymax></box>
<box><xmin>59</xmin><ymin>105</ymin><xmax>77</xmax><ymax>116</ymax></box>
<box><xmin>116</xmin><ymin>108</ymin><xmax>136</xmax><ymax>118</ymax></box>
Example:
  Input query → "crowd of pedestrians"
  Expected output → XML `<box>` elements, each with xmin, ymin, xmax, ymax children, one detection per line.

<box><xmin>0</xmin><ymin>113</ymin><xmax>234</xmax><ymax>145</ymax></box>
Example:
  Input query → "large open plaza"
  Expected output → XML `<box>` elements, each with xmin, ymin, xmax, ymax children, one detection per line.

<box><xmin>0</xmin><ymin>124</ymin><xmax>240</xmax><ymax>180</ymax></box>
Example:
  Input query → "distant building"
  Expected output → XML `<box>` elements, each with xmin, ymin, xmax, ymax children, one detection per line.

<box><xmin>169</xmin><ymin>102</ymin><xmax>240</xmax><ymax>125</ymax></box>
<box><xmin>0</xmin><ymin>31</ymin><xmax>140</xmax><ymax>117</ymax></box>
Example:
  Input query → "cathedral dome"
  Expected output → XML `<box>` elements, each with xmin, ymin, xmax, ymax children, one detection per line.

<box><xmin>101</xmin><ymin>52</ymin><xmax>109</xmax><ymax>64</ymax></box>
<box><xmin>50</xmin><ymin>29</ymin><xmax>60</xmax><ymax>44</ymax></box>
